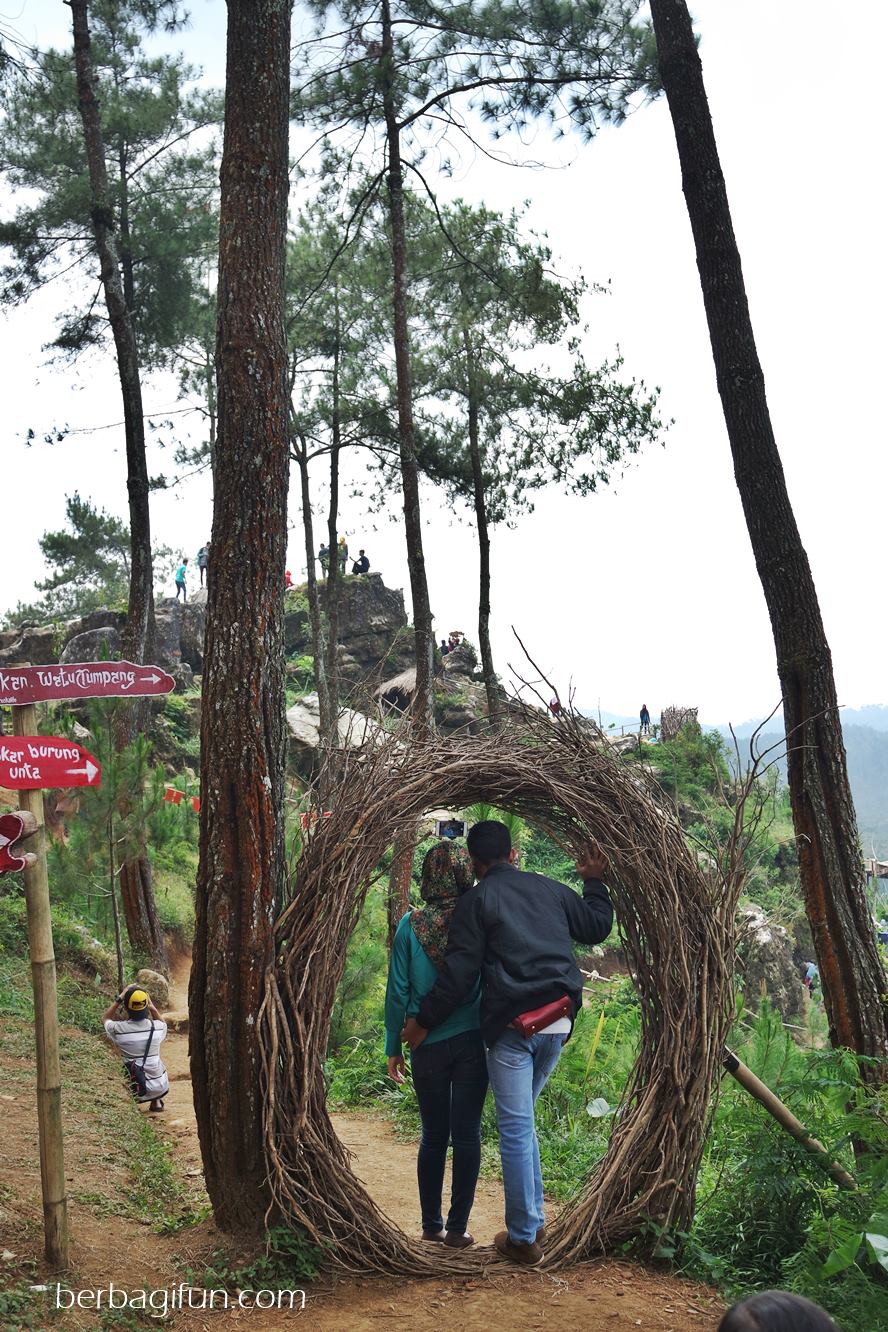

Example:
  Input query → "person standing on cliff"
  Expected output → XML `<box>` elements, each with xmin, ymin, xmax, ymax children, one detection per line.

<box><xmin>174</xmin><ymin>558</ymin><xmax>188</xmax><ymax>602</ymax></box>
<box><xmin>640</xmin><ymin>704</ymin><xmax>651</xmax><ymax>735</ymax></box>
<box><xmin>338</xmin><ymin>536</ymin><xmax>348</xmax><ymax>574</ymax></box>
<box><xmin>196</xmin><ymin>543</ymin><xmax>210</xmax><ymax>586</ymax></box>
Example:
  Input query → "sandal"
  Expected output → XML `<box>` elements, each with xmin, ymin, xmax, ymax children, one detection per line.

<box><xmin>149</xmin><ymin>1099</ymin><xmax>165</xmax><ymax>1113</ymax></box>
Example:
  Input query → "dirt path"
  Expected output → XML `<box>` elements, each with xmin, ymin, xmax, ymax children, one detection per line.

<box><xmin>1</xmin><ymin>958</ymin><xmax>724</xmax><ymax>1329</ymax></box>
<box><xmin>151</xmin><ymin>959</ymin><xmax>723</xmax><ymax>1330</ymax></box>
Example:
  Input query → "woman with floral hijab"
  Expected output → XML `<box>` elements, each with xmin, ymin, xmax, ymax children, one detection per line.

<box><xmin>384</xmin><ymin>840</ymin><xmax>487</xmax><ymax>1248</ymax></box>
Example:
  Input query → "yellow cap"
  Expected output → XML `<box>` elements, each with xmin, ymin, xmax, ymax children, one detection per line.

<box><xmin>127</xmin><ymin>989</ymin><xmax>149</xmax><ymax>1011</ymax></box>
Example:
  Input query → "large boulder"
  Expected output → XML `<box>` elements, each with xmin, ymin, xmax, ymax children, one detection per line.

<box><xmin>134</xmin><ymin>968</ymin><xmax>170</xmax><ymax>1008</ymax></box>
<box><xmin>286</xmin><ymin>692</ymin><xmax>385</xmax><ymax>781</ymax></box>
<box><xmin>435</xmin><ymin>678</ymin><xmax>489</xmax><ymax>734</ymax></box>
<box><xmin>335</xmin><ymin>575</ymin><xmax>413</xmax><ymax>685</ymax></box>
<box><xmin>283</xmin><ymin>600</ymin><xmax>311</xmax><ymax>655</ymax></box>
<box><xmin>284</xmin><ymin>574</ymin><xmax>413</xmax><ymax>688</ymax></box>
<box><xmin>0</xmin><ymin>624</ymin><xmax>58</xmax><ymax>667</ymax></box>
<box><xmin>443</xmin><ymin>640</ymin><xmax>478</xmax><ymax>675</ymax></box>
<box><xmin>736</xmin><ymin>905</ymin><xmax>805</xmax><ymax>1021</ymax></box>
<box><xmin>62</xmin><ymin>609</ymin><xmax>127</xmax><ymax>647</ymax></box>
<box><xmin>179</xmin><ymin>602</ymin><xmax>206</xmax><ymax>672</ymax></box>
<box><xmin>60</xmin><ymin>626</ymin><xmax>122</xmax><ymax>664</ymax></box>
<box><xmin>153</xmin><ymin>600</ymin><xmax>183</xmax><ymax>671</ymax></box>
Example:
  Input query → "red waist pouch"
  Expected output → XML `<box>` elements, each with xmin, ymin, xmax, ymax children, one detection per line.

<box><xmin>510</xmin><ymin>995</ymin><xmax>572</xmax><ymax>1038</ymax></box>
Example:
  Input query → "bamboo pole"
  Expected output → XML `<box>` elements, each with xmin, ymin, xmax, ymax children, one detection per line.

<box><xmin>723</xmin><ymin>1047</ymin><xmax>857</xmax><ymax>1191</ymax></box>
<box><xmin>12</xmin><ymin>703</ymin><xmax>70</xmax><ymax>1269</ymax></box>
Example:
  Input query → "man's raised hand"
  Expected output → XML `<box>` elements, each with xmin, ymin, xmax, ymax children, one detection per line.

<box><xmin>575</xmin><ymin>840</ymin><xmax>609</xmax><ymax>881</ymax></box>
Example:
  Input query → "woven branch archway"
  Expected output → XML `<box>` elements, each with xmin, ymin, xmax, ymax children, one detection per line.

<box><xmin>259</xmin><ymin>712</ymin><xmax>743</xmax><ymax>1273</ymax></box>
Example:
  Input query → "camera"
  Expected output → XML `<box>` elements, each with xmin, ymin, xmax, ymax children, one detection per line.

<box><xmin>436</xmin><ymin>818</ymin><xmax>466</xmax><ymax>840</ymax></box>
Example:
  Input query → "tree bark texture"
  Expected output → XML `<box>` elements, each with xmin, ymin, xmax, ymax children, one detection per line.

<box><xmin>324</xmin><ymin>286</ymin><xmax>343</xmax><ymax>737</ymax></box>
<box><xmin>190</xmin><ymin>0</ymin><xmax>293</xmax><ymax>1232</ymax></box>
<box><xmin>71</xmin><ymin>0</ymin><xmax>165</xmax><ymax>972</ymax></box>
<box><xmin>118</xmin><ymin>855</ymin><xmax>168</xmax><ymax>973</ymax></box>
<box><xmin>387</xmin><ymin>836</ymin><xmax>414</xmax><ymax>951</ymax></box>
<box><xmin>380</xmin><ymin>0</ymin><xmax>434</xmax><ymax>735</ymax></box>
<box><xmin>650</xmin><ymin>0</ymin><xmax>888</xmax><ymax>1074</ymax></box>
<box><xmin>463</xmin><ymin>330</ymin><xmax>502</xmax><ymax>728</ymax></box>
<box><xmin>293</xmin><ymin>434</ymin><xmax>334</xmax><ymax>793</ymax></box>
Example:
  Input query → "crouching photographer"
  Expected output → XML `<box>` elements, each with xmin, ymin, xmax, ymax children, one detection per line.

<box><xmin>102</xmin><ymin>984</ymin><xmax>170</xmax><ymax>1113</ymax></box>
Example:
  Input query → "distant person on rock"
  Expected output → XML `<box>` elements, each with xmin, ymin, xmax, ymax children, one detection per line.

<box><xmin>440</xmin><ymin>639</ymin><xmax>450</xmax><ymax>655</ymax></box>
<box><xmin>102</xmin><ymin>985</ymin><xmax>170</xmax><ymax>1114</ymax></box>
<box><xmin>352</xmin><ymin>549</ymin><xmax>370</xmax><ymax>574</ymax></box>
<box><xmin>549</xmin><ymin>697</ymin><xmax>562</xmax><ymax>717</ymax></box>
<box><xmin>196</xmin><ymin>543</ymin><xmax>209</xmax><ymax>586</ymax></box>
<box><xmin>318</xmin><ymin>543</ymin><xmax>329</xmax><ymax>575</ymax></box>
<box><xmin>338</xmin><ymin>536</ymin><xmax>349</xmax><ymax>574</ymax></box>
<box><xmin>718</xmin><ymin>1291</ymin><xmax>838</xmax><ymax>1330</ymax></box>
<box><xmin>175</xmin><ymin>558</ymin><xmax>188</xmax><ymax>602</ymax></box>
<box><xmin>640</xmin><ymin>704</ymin><xmax>651</xmax><ymax>735</ymax></box>
<box><xmin>285</xmin><ymin>569</ymin><xmax>294</xmax><ymax>590</ymax></box>
<box><xmin>385</xmin><ymin>842</ymin><xmax>486</xmax><ymax>1250</ymax></box>
<box><xmin>402</xmin><ymin>821</ymin><xmax>612</xmax><ymax>1267</ymax></box>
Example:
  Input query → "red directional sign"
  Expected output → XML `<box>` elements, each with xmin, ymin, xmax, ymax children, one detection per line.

<box><xmin>0</xmin><ymin>737</ymin><xmax>102</xmax><ymax>790</ymax></box>
<box><xmin>0</xmin><ymin>660</ymin><xmax>175</xmax><ymax>707</ymax></box>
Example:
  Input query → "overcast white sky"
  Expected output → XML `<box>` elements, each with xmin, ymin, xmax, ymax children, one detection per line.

<box><xmin>1</xmin><ymin>1</ymin><xmax>885</xmax><ymax>726</ymax></box>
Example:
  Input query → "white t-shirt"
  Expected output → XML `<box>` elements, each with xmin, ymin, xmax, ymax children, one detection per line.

<box><xmin>539</xmin><ymin>1016</ymin><xmax>572</xmax><ymax>1035</ymax></box>
<box><xmin>104</xmin><ymin>1018</ymin><xmax>169</xmax><ymax>1100</ymax></box>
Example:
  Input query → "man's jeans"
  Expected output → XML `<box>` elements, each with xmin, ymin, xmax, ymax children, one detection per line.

<box><xmin>410</xmin><ymin>1030</ymin><xmax>489</xmax><ymax>1235</ymax></box>
<box><xmin>485</xmin><ymin>1028</ymin><xmax>566</xmax><ymax>1244</ymax></box>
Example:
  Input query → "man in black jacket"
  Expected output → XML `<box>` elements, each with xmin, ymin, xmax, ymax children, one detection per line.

<box><xmin>402</xmin><ymin>820</ymin><xmax>612</xmax><ymax>1266</ymax></box>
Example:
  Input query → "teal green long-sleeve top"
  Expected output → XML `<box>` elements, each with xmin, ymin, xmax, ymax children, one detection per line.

<box><xmin>384</xmin><ymin>911</ymin><xmax>481</xmax><ymax>1057</ymax></box>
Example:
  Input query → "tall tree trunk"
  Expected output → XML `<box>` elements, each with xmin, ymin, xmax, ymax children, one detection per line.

<box><xmin>650</xmin><ymin>0</ymin><xmax>888</xmax><ymax>1077</ymax></box>
<box><xmin>70</xmin><ymin>0</ymin><xmax>165</xmax><ymax>974</ymax></box>
<box><xmin>380</xmin><ymin>0</ymin><xmax>434</xmax><ymax>943</ymax></box>
<box><xmin>380</xmin><ymin>0</ymin><xmax>434</xmax><ymax>733</ymax></box>
<box><xmin>292</xmin><ymin>431</ymin><xmax>334</xmax><ymax>795</ymax></box>
<box><xmin>190</xmin><ymin>0</ymin><xmax>293</xmax><ymax>1232</ymax></box>
<box><xmin>463</xmin><ymin>329</ymin><xmax>502</xmax><ymax>727</ymax></box>
<box><xmin>324</xmin><ymin>283</ymin><xmax>343</xmax><ymax>736</ymax></box>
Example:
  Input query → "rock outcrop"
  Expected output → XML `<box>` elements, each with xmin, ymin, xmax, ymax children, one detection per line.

<box><xmin>134</xmin><ymin>967</ymin><xmax>170</xmax><ymax>1009</ymax></box>
<box><xmin>0</xmin><ymin>576</ymin><xmax>491</xmax><ymax>730</ymax></box>
<box><xmin>0</xmin><ymin>623</ymin><xmax>59</xmax><ymax>667</ymax></box>
<box><xmin>736</xmin><ymin>904</ymin><xmax>805</xmax><ymax>1021</ymax></box>
<box><xmin>283</xmin><ymin>574</ymin><xmax>414</xmax><ymax>689</ymax></box>
<box><xmin>60</xmin><ymin>626</ymin><xmax>122</xmax><ymax>664</ymax></box>
<box><xmin>286</xmin><ymin>691</ymin><xmax>387</xmax><ymax>781</ymax></box>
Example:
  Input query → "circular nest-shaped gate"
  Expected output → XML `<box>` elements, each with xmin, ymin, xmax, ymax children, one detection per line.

<box><xmin>259</xmin><ymin>711</ymin><xmax>742</xmax><ymax>1274</ymax></box>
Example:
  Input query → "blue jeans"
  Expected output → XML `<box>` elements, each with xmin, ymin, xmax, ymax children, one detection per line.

<box><xmin>485</xmin><ymin>1028</ymin><xmax>566</xmax><ymax>1244</ymax></box>
<box><xmin>410</xmin><ymin>1030</ymin><xmax>489</xmax><ymax>1234</ymax></box>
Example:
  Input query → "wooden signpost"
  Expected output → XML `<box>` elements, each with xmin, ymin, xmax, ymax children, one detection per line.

<box><xmin>0</xmin><ymin>662</ymin><xmax>175</xmax><ymax>1270</ymax></box>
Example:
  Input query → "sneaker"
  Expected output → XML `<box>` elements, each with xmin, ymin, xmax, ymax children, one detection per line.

<box><xmin>494</xmin><ymin>1230</ymin><xmax>543</xmax><ymax>1266</ymax></box>
<box><xmin>536</xmin><ymin>1227</ymin><xmax>546</xmax><ymax>1245</ymax></box>
<box><xmin>422</xmin><ymin>1229</ymin><xmax>446</xmax><ymax>1243</ymax></box>
<box><xmin>444</xmin><ymin>1231</ymin><xmax>474</xmax><ymax>1249</ymax></box>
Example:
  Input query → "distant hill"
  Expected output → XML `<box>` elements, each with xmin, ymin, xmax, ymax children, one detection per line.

<box><xmin>715</xmin><ymin>704</ymin><xmax>888</xmax><ymax>739</ymax></box>
<box><xmin>578</xmin><ymin>703</ymin><xmax>888</xmax><ymax>858</ymax></box>
<box><xmin>718</xmin><ymin>720</ymin><xmax>888</xmax><ymax>859</ymax></box>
